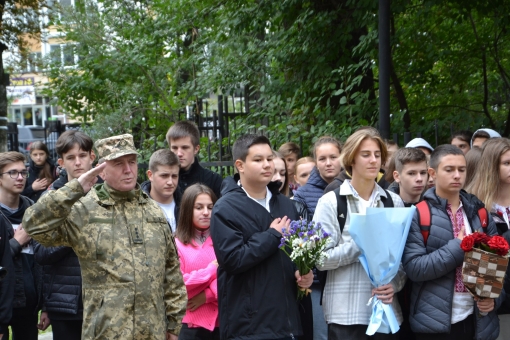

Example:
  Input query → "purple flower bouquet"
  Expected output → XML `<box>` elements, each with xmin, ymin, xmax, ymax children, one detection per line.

<box><xmin>279</xmin><ymin>220</ymin><xmax>330</xmax><ymax>300</ymax></box>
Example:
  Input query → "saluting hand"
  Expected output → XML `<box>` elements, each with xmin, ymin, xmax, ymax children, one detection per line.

<box><xmin>78</xmin><ymin>162</ymin><xmax>106</xmax><ymax>193</ymax></box>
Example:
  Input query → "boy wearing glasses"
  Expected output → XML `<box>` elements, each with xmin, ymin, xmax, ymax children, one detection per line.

<box><xmin>0</xmin><ymin>151</ymin><xmax>42</xmax><ymax>340</ymax></box>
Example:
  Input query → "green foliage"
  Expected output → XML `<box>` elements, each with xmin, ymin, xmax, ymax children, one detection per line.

<box><xmin>42</xmin><ymin>0</ymin><xmax>510</xmax><ymax>153</ymax></box>
<box><xmin>390</xmin><ymin>0</ymin><xmax>510</xmax><ymax>143</ymax></box>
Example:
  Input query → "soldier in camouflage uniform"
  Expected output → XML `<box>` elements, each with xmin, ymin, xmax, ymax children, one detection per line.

<box><xmin>22</xmin><ymin>134</ymin><xmax>187</xmax><ymax>340</ymax></box>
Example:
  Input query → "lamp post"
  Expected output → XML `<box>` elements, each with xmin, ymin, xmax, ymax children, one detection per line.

<box><xmin>378</xmin><ymin>0</ymin><xmax>391</xmax><ymax>139</ymax></box>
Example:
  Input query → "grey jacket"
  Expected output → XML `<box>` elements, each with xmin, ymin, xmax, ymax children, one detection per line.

<box><xmin>403</xmin><ymin>188</ymin><xmax>503</xmax><ymax>339</ymax></box>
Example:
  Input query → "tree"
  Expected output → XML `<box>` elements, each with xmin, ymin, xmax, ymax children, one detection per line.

<box><xmin>0</xmin><ymin>0</ymin><xmax>48</xmax><ymax>151</ymax></box>
<box><xmin>44</xmin><ymin>0</ymin><xmax>385</xmax><ymax>154</ymax></box>
<box><xmin>390</xmin><ymin>0</ymin><xmax>510</xmax><ymax>144</ymax></box>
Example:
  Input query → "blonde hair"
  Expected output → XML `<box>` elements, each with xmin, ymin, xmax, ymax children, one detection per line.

<box><xmin>466</xmin><ymin>138</ymin><xmax>510</xmax><ymax>210</ymax></box>
<box><xmin>340</xmin><ymin>127</ymin><xmax>387</xmax><ymax>173</ymax></box>
<box><xmin>294</xmin><ymin>157</ymin><xmax>315</xmax><ymax>174</ymax></box>
<box><xmin>278</xmin><ymin>142</ymin><xmax>300</xmax><ymax>158</ymax></box>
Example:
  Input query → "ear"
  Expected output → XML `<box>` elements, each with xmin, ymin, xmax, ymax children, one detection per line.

<box><xmin>57</xmin><ymin>158</ymin><xmax>64</xmax><ymax>167</ymax></box>
<box><xmin>194</xmin><ymin>144</ymin><xmax>200</xmax><ymax>155</ymax></box>
<box><xmin>428</xmin><ymin>167</ymin><xmax>436</xmax><ymax>180</ymax></box>
<box><xmin>147</xmin><ymin>169</ymin><xmax>153</xmax><ymax>181</ymax></box>
<box><xmin>393</xmin><ymin>170</ymin><xmax>400</xmax><ymax>183</ymax></box>
<box><xmin>90</xmin><ymin>150</ymin><xmax>96</xmax><ymax>162</ymax></box>
<box><xmin>235</xmin><ymin>159</ymin><xmax>244</xmax><ymax>174</ymax></box>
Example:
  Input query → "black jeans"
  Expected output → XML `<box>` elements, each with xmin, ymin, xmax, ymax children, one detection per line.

<box><xmin>328</xmin><ymin>323</ymin><xmax>399</xmax><ymax>340</ymax></box>
<box><xmin>178</xmin><ymin>324</ymin><xmax>220</xmax><ymax>340</ymax></box>
<box><xmin>7</xmin><ymin>313</ymin><xmax>38</xmax><ymax>340</ymax></box>
<box><xmin>415</xmin><ymin>314</ymin><xmax>475</xmax><ymax>340</ymax></box>
<box><xmin>51</xmin><ymin>319</ymin><xmax>83</xmax><ymax>340</ymax></box>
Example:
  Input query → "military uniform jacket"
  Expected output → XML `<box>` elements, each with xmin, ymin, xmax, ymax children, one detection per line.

<box><xmin>22</xmin><ymin>179</ymin><xmax>187</xmax><ymax>340</ymax></box>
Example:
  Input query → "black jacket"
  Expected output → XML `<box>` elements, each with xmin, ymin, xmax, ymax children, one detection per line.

<box><xmin>33</xmin><ymin>172</ymin><xmax>89</xmax><ymax>320</ymax></box>
<box><xmin>140</xmin><ymin>180</ymin><xmax>182</xmax><ymax>232</ymax></box>
<box><xmin>0</xmin><ymin>216</ymin><xmax>15</xmax><ymax>333</ymax></box>
<box><xmin>22</xmin><ymin>159</ymin><xmax>56</xmax><ymax>202</ymax></box>
<box><xmin>33</xmin><ymin>242</ymin><xmax>83</xmax><ymax>319</ymax></box>
<box><xmin>48</xmin><ymin>167</ymin><xmax>68</xmax><ymax>191</ymax></box>
<box><xmin>179</xmin><ymin>157</ymin><xmax>223</xmax><ymax>199</ymax></box>
<box><xmin>211</xmin><ymin>175</ymin><xmax>303</xmax><ymax>340</ymax></box>
<box><xmin>2</xmin><ymin>196</ymin><xmax>43</xmax><ymax>314</ymax></box>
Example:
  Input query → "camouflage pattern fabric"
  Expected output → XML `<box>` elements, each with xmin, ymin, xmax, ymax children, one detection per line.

<box><xmin>94</xmin><ymin>134</ymin><xmax>140</xmax><ymax>161</ymax></box>
<box><xmin>22</xmin><ymin>179</ymin><xmax>187</xmax><ymax>340</ymax></box>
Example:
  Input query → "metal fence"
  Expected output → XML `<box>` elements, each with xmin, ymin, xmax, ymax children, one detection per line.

<box><xmin>7</xmin><ymin>120</ymin><xmax>84</xmax><ymax>162</ymax></box>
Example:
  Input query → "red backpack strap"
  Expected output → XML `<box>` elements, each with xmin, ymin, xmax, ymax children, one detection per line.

<box><xmin>478</xmin><ymin>207</ymin><xmax>489</xmax><ymax>230</ymax></box>
<box><xmin>416</xmin><ymin>201</ymin><xmax>431</xmax><ymax>246</ymax></box>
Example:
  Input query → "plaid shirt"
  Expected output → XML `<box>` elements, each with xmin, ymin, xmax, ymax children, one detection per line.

<box><xmin>315</xmin><ymin>180</ymin><xmax>406</xmax><ymax>326</ymax></box>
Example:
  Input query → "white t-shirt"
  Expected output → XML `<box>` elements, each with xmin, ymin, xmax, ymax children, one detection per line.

<box><xmin>157</xmin><ymin>201</ymin><xmax>176</xmax><ymax>233</ymax></box>
<box><xmin>12</xmin><ymin>224</ymin><xmax>34</xmax><ymax>254</ymax></box>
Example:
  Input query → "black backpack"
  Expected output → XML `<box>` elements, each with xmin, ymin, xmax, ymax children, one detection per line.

<box><xmin>318</xmin><ymin>187</ymin><xmax>395</xmax><ymax>304</ymax></box>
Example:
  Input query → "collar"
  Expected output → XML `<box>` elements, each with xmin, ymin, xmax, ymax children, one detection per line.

<box><xmin>340</xmin><ymin>179</ymin><xmax>387</xmax><ymax>201</ymax></box>
<box><xmin>93</xmin><ymin>182</ymin><xmax>146</xmax><ymax>205</ymax></box>
<box><xmin>238</xmin><ymin>180</ymin><xmax>272</xmax><ymax>212</ymax></box>
<box><xmin>180</xmin><ymin>157</ymin><xmax>201</xmax><ymax>176</ymax></box>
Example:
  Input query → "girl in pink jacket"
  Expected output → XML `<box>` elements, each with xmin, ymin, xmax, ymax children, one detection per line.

<box><xmin>175</xmin><ymin>184</ymin><xmax>219</xmax><ymax>340</ymax></box>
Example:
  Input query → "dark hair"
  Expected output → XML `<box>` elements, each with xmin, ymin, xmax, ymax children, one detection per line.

<box><xmin>385</xmin><ymin>139</ymin><xmax>398</xmax><ymax>148</ymax></box>
<box><xmin>450</xmin><ymin>130</ymin><xmax>473</xmax><ymax>144</ymax></box>
<box><xmin>312</xmin><ymin>136</ymin><xmax>342</xmax><ymax>160</ymax></box>
<box><xmin>0</xmin><ymin>151</ymin><xmax>26</xmax><ymax>174</ymax></box>
<box><xmin>394</xmin><ymin>148</ymin><xmax>427</xmax><ymax>173</ymax></box>
<box><xmin>232</xmin><ymin>134</ymin><xmax>271</xmax><ymax>163</ymax></box>
<box><xmin>472</xmin><ymin>130</ymin><xmax>490</xmax><ymax>141</ymax></box>
<box><xmin>56</xmin><ymin>130</ymin><xmax>94</xmax><ymax>157</ymax></box>
<box><xmin>429</xmin><ymin>144</ymin><xmax>465</xmax><ymax>170</ymax></box>
<box><xmin>149</xmin><ymin>149</ymin><xmax>179</xmax><ymax>172</ymax></box>
<box><xmin>273</xmin><ymin>151</ymin><xmax>290</xmax><ymax>197</ymax></box>
<box><xmin>30</xmin><ymin>141</ymin><xmax>54</xmax><ymax>183</ymax></box>
<box><xmin>166</xmin><ymin>121</ymin><xmax>200</xmax><ymax>147</ymax></box>
<box><xmin>176</xmin><ymin>184</ymin><xmax>217</xmax><ymax>245</ymax></box>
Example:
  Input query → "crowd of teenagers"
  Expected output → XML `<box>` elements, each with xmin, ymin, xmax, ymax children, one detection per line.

<box><xmin>0</xmin><ymin>121</ymin><xmax>508</xmax><ymax>340</ymax></box>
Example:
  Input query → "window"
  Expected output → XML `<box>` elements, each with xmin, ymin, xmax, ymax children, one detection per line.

<box><xmin>49</xmin><ymin>44</ymin><xmax>76</xmax><ymax>66</ymax></box>
<box><xmin>63</xmin><ymin>45</ymin><xmax>74</xmax><ymax>66</ymax></box>
<box><xmin>24</xmin><ymin>52</ymin><xmax>42</xmax><ymax>73</ymax></box>
<box><xmin>50</xmin><ymin>44</ymin><xmax>62</xmax><ymax>65</ymax></box>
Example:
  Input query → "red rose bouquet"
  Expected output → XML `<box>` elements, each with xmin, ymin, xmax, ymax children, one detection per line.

<box><xmin>461</xmin><ymin>232</ymin><xmax>509</xmax><ymax>256</ymax></box>
<box><xmin>461</xmin><ymin>232</ymin><xmax>509</xmax><ymax>300</ymax></box>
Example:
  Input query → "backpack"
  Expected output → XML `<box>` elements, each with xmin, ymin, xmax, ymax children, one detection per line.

<box><xmin>415</xmin><ymin>200</ymin><xmax>489</xmax><ymax>245</ymax></box>
<box><xmin>318</xmin><ymin>187</ymin><xmax>395</xmax><ymax>304</ymax></box>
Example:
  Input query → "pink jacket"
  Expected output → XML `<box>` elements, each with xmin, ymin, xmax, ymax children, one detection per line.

<box><xmin>176</xmin><ymin>236</ymin><xmax>219</xmax><ymax>331</ymax></box>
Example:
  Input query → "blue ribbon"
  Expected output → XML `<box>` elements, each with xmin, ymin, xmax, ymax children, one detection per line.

<box><xmin>365</xmin><ymin>296</ymin><xmax>400</xmax><ymax>335</ymax></box>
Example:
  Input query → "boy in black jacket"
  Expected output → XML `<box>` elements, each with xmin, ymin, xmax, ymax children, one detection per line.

<box><xmin>211</xmin><ymin>134</ymin><xmax>313</xmax><ymax>340</ymax></box>
<box><xmin>0</xmin><ymin>151</ymin><xmax>42</xmax><ymax>340</ymax></box>
<box><xmin>166</xmin><ymin>121</ymin><xmax>223</xmax><ymax>198</ymax></box>
<box><xmin>33</xmin><ymin>130</ymin><xmax>96</xmax><ymax>340</ymax></box>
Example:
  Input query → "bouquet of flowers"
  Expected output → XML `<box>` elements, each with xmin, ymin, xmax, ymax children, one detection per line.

<box><xmin>279</xmin><ymin>220</ymin><xmax>330</xmax><ymax>300</ymax></box>
<box><xmin>461</xmin><ymin>232</ymin><xmax>509</xmax><ymax>299</ymax></box>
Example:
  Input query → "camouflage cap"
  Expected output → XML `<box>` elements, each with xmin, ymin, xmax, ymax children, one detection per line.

<box><xmin>94</xmin><ymin>134</ymin><xmax>140</xmax><ymax>161</ymax></box>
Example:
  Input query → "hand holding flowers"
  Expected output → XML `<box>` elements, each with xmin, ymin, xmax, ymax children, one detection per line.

<box><xmin>279</xmin><ymin>219</ymin><xmax>330</xmax><ymax>300</ymax></box>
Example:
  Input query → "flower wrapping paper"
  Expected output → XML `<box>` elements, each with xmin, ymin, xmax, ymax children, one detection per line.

<box><xmin>462</xmin><ymin>248</ymin><xmax>508</xmax><ymax>299</ymax></box>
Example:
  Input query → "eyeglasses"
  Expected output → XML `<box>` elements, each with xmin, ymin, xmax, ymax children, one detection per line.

<box><xmin>0</xmin><ymin>170</ymin><xmax>29</xmax><ymax>179</ymax></box>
